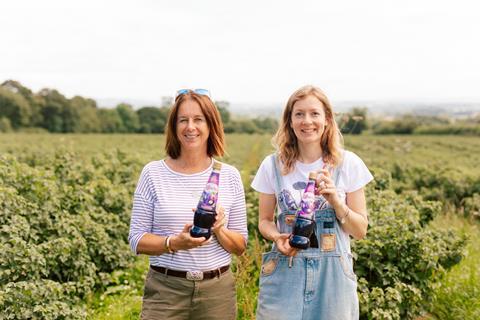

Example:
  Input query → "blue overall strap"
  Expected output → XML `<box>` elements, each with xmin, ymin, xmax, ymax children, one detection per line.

<box><xmin>332</xmin><ymin>151</ymin><xmax>345</xmax><ymax>186</ymax></box>
<box><xmin>270</xmin><ymin>153</ymin><xmax>286</xmax><ymax>252</ymax></box>
<box><xmin>270</xmin><ymin>153</ymin><xmax>283</xmax><ymax>195</ymax></box>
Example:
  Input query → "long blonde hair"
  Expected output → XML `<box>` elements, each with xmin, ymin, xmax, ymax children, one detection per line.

<box><xmin>273</xmin><ymin>85</ymin><xmax>343</xmax><ymax>175</ymax></box>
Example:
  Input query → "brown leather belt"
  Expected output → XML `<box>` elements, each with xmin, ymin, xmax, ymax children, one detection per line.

<box><xmin>150</xmin><ymin>265</ymin><xmax>230</xmax><ymax>281</ymax></box>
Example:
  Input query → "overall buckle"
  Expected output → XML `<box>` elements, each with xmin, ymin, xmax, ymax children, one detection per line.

<box><xmin>186</xmin><ymin>270</ymin><xmax>204</xmax><ymax>281</ymax></box>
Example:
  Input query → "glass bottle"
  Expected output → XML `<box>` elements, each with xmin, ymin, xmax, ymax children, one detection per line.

<box><xmin>289</xmin><ymin>171</ymin><xmax>317</xmax><ymax>249</ymax></box>
<box><xmin>190</xmin><ymin>161</ymin><xmax>222</xmax><ymax>240</ymax></box>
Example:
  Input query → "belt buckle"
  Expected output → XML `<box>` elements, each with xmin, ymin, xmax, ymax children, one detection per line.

<box><xmin>186</xmin><ymin>270</ymin><xmax>204</xmax><ymax>281</ymax></box>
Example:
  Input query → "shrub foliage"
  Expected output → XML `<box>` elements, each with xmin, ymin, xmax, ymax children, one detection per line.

<box><xmin>0</xmin><ymin>151</ymin><xmax>140</xmax><ymax>319</ymax></box>
<box><xmin>1</xmin><ymin>134</ymin><xmax>478</xmax><ymax>319</ymax></box>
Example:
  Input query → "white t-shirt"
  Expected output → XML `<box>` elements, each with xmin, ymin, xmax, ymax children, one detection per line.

<box><xmin>251</xmin><ymin>150</ymin><xmax>374</xmax><ymax>211</ymax></box>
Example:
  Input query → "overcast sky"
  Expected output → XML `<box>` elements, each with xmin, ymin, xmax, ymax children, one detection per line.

<box><xmin>1</xmin><ymin>0</ymin><xmax>479</xmax><ymax>105</ymax></box>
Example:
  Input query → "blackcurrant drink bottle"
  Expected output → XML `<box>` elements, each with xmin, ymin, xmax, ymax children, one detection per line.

<box><xmin>190</xmin><ymin>161</ymin><xmax>222</xmax><ymax>240</ymax></box>
<box><xmin>289</xmin><ymin>172</ymin><xmax>317</xmax><ymax>249</ymax></box>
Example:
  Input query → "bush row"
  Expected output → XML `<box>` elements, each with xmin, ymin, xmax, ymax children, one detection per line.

<box><xmin>0</xmin><ymin>149</ymin><xmax>472</xmax><ymax>319</ymax></box>
<box><xmin>0</xmin><ymin>151</ymin><xmax>141</xmax><ymax>319</ymax></box>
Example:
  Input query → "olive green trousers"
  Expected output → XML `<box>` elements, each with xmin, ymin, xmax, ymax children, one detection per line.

<box><xmin>141</xmin><ymin>267</ymin><xmax>236</xmax><ymax>320</ymax></box>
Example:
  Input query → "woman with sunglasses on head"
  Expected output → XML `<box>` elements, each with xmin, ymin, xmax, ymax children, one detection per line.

<box><xmin>129</xmin><ymin>89</ymin><xmax>247</xmax><ymax>320</ymax></box>
<box><xmin>252</xmin><ymin>85</ymin><xmax>373</xmax><ymax>320</ymax></box>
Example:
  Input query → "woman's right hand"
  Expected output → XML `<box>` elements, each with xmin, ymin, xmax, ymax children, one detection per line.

<box><xmin>169</xmin><ymin>224</ymin><xmax>209</xmax><ymax>251</ymax></box>
<box><xmin>274</xmin><ymin>233</ymin><xmax>298</xmax><ymax>257</ymax></box>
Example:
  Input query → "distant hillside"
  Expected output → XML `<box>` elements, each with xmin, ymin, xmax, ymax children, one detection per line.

<box><xmin>95</xmin><ymin>98</ymin><xmax>480</xmax><ymax>119</ymax></box>
<box><xmin>228</xmin><ymin>101</ymin><xmax>480</xmax><ymax>119</ymax></box>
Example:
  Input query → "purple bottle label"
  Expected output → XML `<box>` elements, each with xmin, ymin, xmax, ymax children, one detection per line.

<box><xmin>198</xmin><ymin>171</ymin><xmax>219</xmax><ymax>212</ymax></box>
<box><xmin>297</xmin><ymin>181</ymin><xmax>316</xmax><ymax>219</ymax></box>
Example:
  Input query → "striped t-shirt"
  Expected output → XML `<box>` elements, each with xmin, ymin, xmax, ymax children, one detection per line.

<box><xmin>128</xmin><ymin>159</ymin><xmax>248</xmax><ymax>271</ymax></box>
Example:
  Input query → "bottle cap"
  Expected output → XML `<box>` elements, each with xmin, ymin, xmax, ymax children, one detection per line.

<box><xmin>308</xmin><ymin>172</ymin><xmax>317</xmax><ymax>180</ymax></box>
<box><xmin>213</xmin><ymin>161</ymin><xmax>222</xmax><ymax>171</ymax></box>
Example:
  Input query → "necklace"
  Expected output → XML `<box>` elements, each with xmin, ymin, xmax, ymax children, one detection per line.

<box><xmin>174</xmin><ymin>175</ymin><xmax>203</xmax><ymax>200</ymax></box>
<box><xmin>164</xmin><ymin>158</ymin><xmax>211</xmax><ymax>201</ymax></box>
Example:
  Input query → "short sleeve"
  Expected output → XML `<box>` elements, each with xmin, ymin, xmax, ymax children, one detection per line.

<box><xmin>341</xmin><ymin>151</ymin><xmax>374</xmax><ymax>193</ymax></box>
<box><xmin>251</xmin><ymin>155</ymin><xmax>276</xmax><ymax>194</ymax></box>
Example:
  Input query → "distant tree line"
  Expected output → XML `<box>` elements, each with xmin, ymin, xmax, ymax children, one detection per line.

<box><xmin>370</xmin><ymin>114</ymin><xmax>480</xmax><ymax>135</ymax></box>
<box><xmin>6</xmin><ymin>79</ymin><xmax>474</xmax><ymax>136</ymax></box>
<box><xmin>0</xmin><ymin>80</ymin><xmax>281</xmax><ymax>134</ymax></box>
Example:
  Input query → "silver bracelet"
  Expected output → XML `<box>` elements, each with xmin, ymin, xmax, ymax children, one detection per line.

<box><xmin>339</xmin><ymin>206</ymin><xmax>351</xmax><ymax>224</ymax></box>
<box><xmin>165</xmin><ymin>236</ymin><xmax>175</xmax><ymax>253</ymax></box>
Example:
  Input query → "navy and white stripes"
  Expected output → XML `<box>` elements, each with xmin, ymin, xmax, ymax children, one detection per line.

<box><xmin>129</xmin><ymin>159</ymin><xmax>248</xmax><ymax>271</ymax></box>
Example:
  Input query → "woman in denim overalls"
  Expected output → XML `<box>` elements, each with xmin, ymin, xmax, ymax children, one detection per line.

<box><xmin>252</xmin><ymin>86</ymin><xmax>373</xmax><ymax>320</ymax></box>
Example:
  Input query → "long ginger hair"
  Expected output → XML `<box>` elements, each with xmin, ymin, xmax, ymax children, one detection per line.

<box><xmin>273</xmin><ymin>85</ymin><xmax>343</xmax><ymax>175</ymax></box>
<box><xmin>165</xmin><ymin>92</ymin><xmax>225</xmax><ymax>159</ymax></box>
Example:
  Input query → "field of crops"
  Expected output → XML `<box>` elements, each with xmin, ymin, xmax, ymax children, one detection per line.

<box><xmin>1</xmin><ymin>134</ymin><xmax>479</xmax><ymax>319</ymax></box>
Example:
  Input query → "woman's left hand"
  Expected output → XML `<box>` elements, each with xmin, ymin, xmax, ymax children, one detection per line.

<box><xmin>315</xmin><ymin>168</ymin><xmax>342</xmax><ymax>209</ymax></box>
<box><xmin>212</xmin><ymin>205</ymin><xmax>227</xmax><ymax>234</ymax></box>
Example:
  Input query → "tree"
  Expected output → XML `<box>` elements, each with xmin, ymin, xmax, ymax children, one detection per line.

<box><xmin>0</xmin><ymin>87</ymin><xmax>32</xmax><ymax>128</ymax></box>
<box><xmin>225</xmin><ymin>119</ymin><xmax>259</xmax><ymax>134</ymax></box>
<box><xmin>137</xmin><ymin>106</ymin><xmax>168</xmax><ymax>133</ymax></box>
<box><xmin>1</xmin><ymin>80</ymin><xmax>43</xmax><ymax>126</ymax></box>
<box><xmin>339</xmin><ymin>107</ymin><xmax>368</xmax><ymax>135</ymax></box>
<box><xmin>37</xmin><ymin>89</ymin><xmax>70</xmax><ymax>132</ymax></box>
<box><xmin>215</xmin><ymin>100</ymin><xmax>231</xmax><ymax>124</ymax></box>
<box><xmin>40</xmin><ymin>101</ymin><xmax>63</xmax><ymax>132</ymax></box>
<box><xmin>372</xmin><ymin>114</ymin><xmax>419</xmax><ymax>134</ymax></box>
<box><xmin>116</xmin><ymin>103</ymin><xmax>139</xmax><ymax>133</ymax></box>
<box><xmin>98</xmin><ymin>109</ymin><xmax>124</xmax><ymax>133</ymax></box>
<box><xmin>252</xmin><ymin>117</ymin><xmax>278</xmax><ymax>133</ymax></box>
<box><xmin>70</xmin><ymin>96</ymin><xmax>101</xmax><ymax>132</ymax></box>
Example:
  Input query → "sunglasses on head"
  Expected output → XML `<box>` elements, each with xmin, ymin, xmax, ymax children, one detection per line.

<box><xmin>175</xmin><ymin>88</ymin><xmax>211</xmax><ymax>100</ymax></box>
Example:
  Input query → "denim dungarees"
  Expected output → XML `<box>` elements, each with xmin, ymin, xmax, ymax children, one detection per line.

<box><xmin>256</xmin><ymin>155</ymin><xmax>359</xmax><ymax>320</ymax></box>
